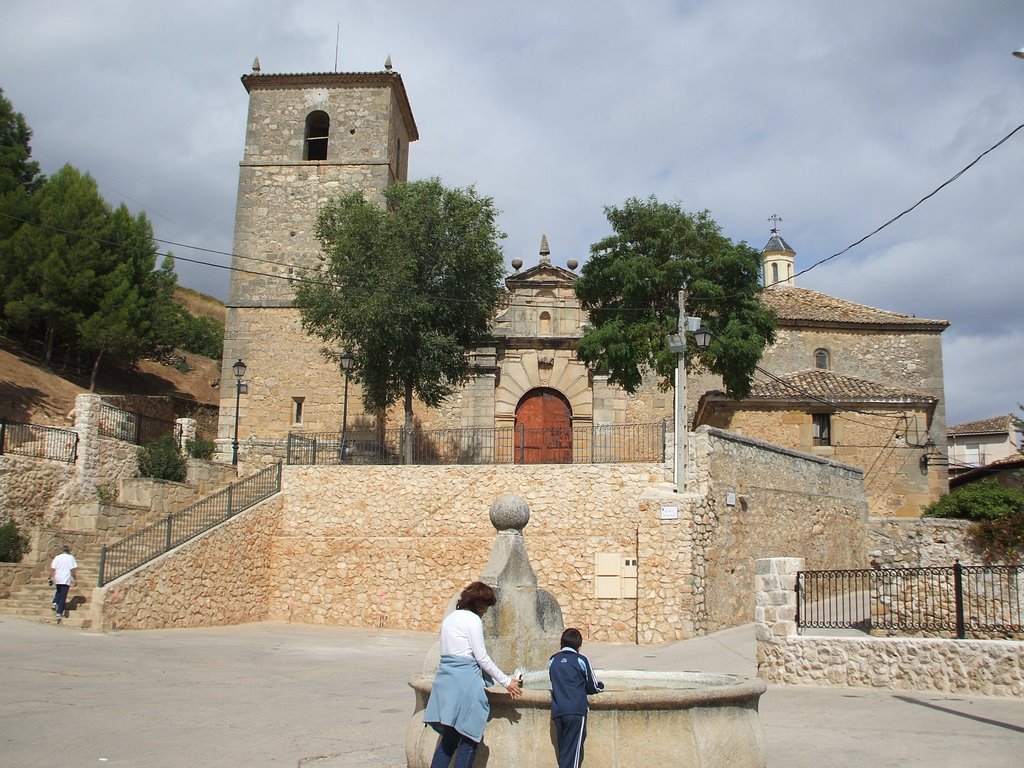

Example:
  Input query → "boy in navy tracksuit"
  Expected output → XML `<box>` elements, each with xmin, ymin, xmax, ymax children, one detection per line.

<box><xmin>548</xmin><ymin>628</ymin><xmax>603</xmax><ymax>768</ymax></box>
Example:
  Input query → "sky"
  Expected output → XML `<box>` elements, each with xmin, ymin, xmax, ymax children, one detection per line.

<box><xmin>1</xmin><ymin>0</ymin><xmax>1022</xmax><ymax>427</ymax></box>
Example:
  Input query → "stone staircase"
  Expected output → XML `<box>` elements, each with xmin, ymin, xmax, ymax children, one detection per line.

<box><xmin>0</xmin><ymin>542</ymin><xmax>103</xmax><ymax>628</ymax></box>
<box><xmin>1</xmin><ymin>462</ymin><xmax>242</xmax><ymax>630</ymax></box>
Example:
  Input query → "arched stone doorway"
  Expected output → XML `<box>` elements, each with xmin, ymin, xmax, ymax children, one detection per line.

<box><xmin>514</xmin><ymin>388</ymin><xmax>572</xmax><ymax>464</ymax></box>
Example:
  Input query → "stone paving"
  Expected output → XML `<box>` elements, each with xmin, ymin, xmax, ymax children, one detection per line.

<box><xmin>1</xmin><ymin>617</ymin><xmax>1022</xmax><ymax>767</ymax></box>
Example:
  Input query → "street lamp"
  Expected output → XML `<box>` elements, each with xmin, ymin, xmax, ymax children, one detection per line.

<box><xmin>1013</xmin><ymin>47</ymin><xmax>1024</xmax><ymax>59</ymax></box>
<box><xmin>231</xmin><ymin>358</ymin><xmax>246</xmax><ymax>466</ymax></box>
<box><xmin>339</xmin><ymin>350</ymin><xmax>354</xmax><ymax>462</ymax></box>
<box><xmin>667</xmin><ymin>291</ymin><xmax>713</xmax><ymax>492</ymax></box>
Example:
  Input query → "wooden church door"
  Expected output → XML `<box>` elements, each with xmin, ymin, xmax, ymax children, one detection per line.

<box><xmin>514</xmin><ymin>388</ymin><xmax>572</xmax><ymax>464</ymax></box>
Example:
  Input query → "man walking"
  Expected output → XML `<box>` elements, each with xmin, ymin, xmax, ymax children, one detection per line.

<box><xmin>50</xmin><ymin>545</ymin><xmax>77</xmax><ymax>622</ymax></box>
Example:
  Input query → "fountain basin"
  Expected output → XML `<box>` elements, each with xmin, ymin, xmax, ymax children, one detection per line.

<box><xmin>407</xmin><ymin>670</ymin><xmax>767</xmax><ymax>768</ymax></box>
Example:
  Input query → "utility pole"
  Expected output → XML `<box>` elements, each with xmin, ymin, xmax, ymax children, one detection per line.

<box><xmin>674</xmin><ymin>289</ymin><xmax>688</xmax><ymax>491</ymax></box>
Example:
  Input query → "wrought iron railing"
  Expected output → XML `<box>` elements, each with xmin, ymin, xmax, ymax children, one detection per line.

<box><xmin>97</xmin><ymin>403</ymin><xmax>178</xmax><ymax>446</ymax></box>
<box><xmin>285</xmin><ymin>422</ymin><xmax>667</xmax><ymax>466</ymax></box>
<box><xmin>97</xmin><ymin>461</ymin><xmax>282</xmax><ymax>586</ymax></box>
<box><xmin>797</xmin><ymin>562</ymin><xmax>1024</xmax><ymax>639</ymax></box>
<box><xmin>0</xmin><ymin>419</ymin><xmax>78</xmax><ymax>463</ymax></box>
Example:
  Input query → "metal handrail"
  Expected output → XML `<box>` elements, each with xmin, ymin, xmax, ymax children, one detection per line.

<box><xmin>797</xmin><ymin>562</ymin><xmax>1024</xmax><ymax>640</ymax></box>
<box><xmin>98</xmin><ymin>461</ymin><xmax>282</xmax><ymax>586</ymax></box>
<box><xmin>0</xmin><ymin>418</ymin><xmax>78</xmax><ymax>463</ymax></box>
<box><xmin>285</xmin><ymin>421</ymin><xmax>667</xmax><ymax>466</ymax></box>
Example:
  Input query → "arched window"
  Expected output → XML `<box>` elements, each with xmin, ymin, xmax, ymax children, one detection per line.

<box><xmin>814</xmin><ymin>348</ymin><xmax>830</xmax><ymax>370</ymax></box>
<box><xmin>304</xmin><ymin>111</ymin><xmax>330</xmax><ymax>161</ymax></box>
<box><xmin>771</xmin><ymin>263</ymin><xmax>779</xmax><ymax>285</ymax></box>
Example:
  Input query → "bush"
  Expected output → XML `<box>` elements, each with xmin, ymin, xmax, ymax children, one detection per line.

<box><xmin>185</xmin><ymin>436</ymin><xmax>216</xmax><ymax>460</ymax></box>
<box><xmin>137</xmin><ymin>433</ymin><xmax>187</xmax><ymax>482</ymax></box>
<box><xmin>0</xmin><ymin>520</ymin><xmax>28</xmax><ymax>563</ymax></box>
<box><xmin>923</xmin><ymin>479</ymin><xmax>1024</xmax><ymax>521</ymax></box>
<box><xmin>924</xmin><ymin>480</ymin><xmax>1024</xmax><ymax>562</ymax></box>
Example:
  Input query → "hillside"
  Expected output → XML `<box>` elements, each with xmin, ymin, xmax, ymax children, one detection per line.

<box><xmin>0</xmin><ymin>339</ymin><xmax>222</xmax><ymax>427</ymax></box>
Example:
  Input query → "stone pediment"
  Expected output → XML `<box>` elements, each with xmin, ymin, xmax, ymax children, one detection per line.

<box><xmin>505</xmin><ymin>262</ymin><xmax>579</xmax><ymax>291</ymax></box>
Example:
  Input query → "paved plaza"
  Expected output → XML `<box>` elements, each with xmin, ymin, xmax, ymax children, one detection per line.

<box><xmin>1</xmin><ymin>616</ymin><xmax>1022</xmax><ymax>767</ymax></box>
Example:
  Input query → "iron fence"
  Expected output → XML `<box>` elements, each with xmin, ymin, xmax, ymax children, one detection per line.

<box><xmin>797</xmin><ymin>562</ymin><xmax>1024</xmax><ymax>639</ymax></box>
<box><xmin>0</xmin><ymin>419</ymin><xmax>78</xmax><ymax>463</ymax></box>
<box><xmin>285</xmin><ymin>422</ymin><xmax>666</xmax><ymax>466</ymax></box>
<box><xmin>98</xmin><ymin>461</ymin><xmax>282</xmax><ymax>586</ymax></box>
<box><xmin>97</xmin><ymin>403</ymin><xmax>178</xmax><ymax>446</ymax></box>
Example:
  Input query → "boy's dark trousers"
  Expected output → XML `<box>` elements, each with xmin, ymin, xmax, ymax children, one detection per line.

<box><xmin>553</xmin><ymin>714</ymin><xmax>587</xmax><ymax>768</ymax></box>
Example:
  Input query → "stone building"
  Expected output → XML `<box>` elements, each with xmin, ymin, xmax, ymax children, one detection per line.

<box><xmin>217</xmin><ymin>62</ymin><xmax>417</xmax><ymax>446</ymax></box>
<box><xmin>216</xmin><ymin>63</ymin><xmax>949</xmax><ymax>516</ymax></box>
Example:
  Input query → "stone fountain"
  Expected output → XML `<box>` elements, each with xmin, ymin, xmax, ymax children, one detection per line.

<box><xmin>406</xmin><ymin>494</ymin><xmax>767</xmax><ymax>768</ymax></box>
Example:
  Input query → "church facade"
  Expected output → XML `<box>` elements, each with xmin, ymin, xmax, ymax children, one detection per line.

<box><xmin>217</xmin><ymin>64</ymin><xmax>948</xmax><ymax>516</ymax></box>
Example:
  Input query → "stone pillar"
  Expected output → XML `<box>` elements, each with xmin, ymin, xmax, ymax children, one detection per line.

<box><xmin>754</xmin><ymin>556</ymin><xmax>803</xmax><ymax>642</ymax></box>
<box><xmin>176</xmin><ymin>418</ymin><xmax>197</xmax><ymax>452</ymax></box>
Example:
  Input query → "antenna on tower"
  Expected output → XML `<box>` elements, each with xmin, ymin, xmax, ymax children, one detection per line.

<box><xmin>334</xmin><ymin>22</ymin><xmax>340</xmax><ymax>72</ymax></box>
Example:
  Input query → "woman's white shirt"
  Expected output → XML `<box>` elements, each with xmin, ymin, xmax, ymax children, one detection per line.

<box><xmin>439</xmin><ymin>609</ymin><xmax>511</xmax><ymax>687</ymax></box>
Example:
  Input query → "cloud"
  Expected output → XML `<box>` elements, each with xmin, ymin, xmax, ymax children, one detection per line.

<box><xmin>2</xmin><ymin>0</ymin><xmax>1022</xmax><ymax>425</ymax></box>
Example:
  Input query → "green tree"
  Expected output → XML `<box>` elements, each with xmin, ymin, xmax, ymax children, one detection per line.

<box><xmin>574</xmin><ymin>197</ymin><xmax>776</xmax><ymax>399</ymax></box>
<box><xmin>294</xmin><ymin>179</ymin><xmax>507</xmax><ymax>461</ymax></box>
<box><xmin>0</xmin><ymin>86</ymin><xmax>44</xmax><ymax>196</ymax></box>
<box><xmin>2</xmin><ymin>165</ymin><xmax>109</xmax><ymax>362</ymax></box>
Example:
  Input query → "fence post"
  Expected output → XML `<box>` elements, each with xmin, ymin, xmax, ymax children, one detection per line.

<box><xmin>71</xmin><ymin>433</ymin><xmax>79</xmax><ymax>464</ymax></box>
<box><xmin>97</xmin><ymin>545</ymin><xmax>107</xmax><ymax>587</ymax></box>
<box><xmin>0</xmin><ymin>417</ymin><xmax>5</xmax><ymax>455</ymax></box>
<box><xmin>134</xmin><ymin>413</ymin><xmax>143</xmax><ymax>446</ymax></box>
<box><xmin>276</xmin><ymin>460</ymin><xmax>283</xmax><ymax>492</ymax></box>
<box><xmin>953</xmin><ymin>559</ymin><xmax>965</xmax><ymax>639</ymax></box>
<box><xmin>286</xmin><ymin>433</ymin><xmax>292</xmax><ymax>464</ymax></box>
<box><xmin>519</xmin><ymin>424</ymin><xmax>525</xmax><ymax>464</ymax></box>
<box><xmin>164</xmin><ymin>515</ymin><xmax>172</xmax><ymax>551</ymax></box>
<box><xmin>227</xmin><ymin>484</ymin><xmax>234</xmax><ymax>520</ymax></box>
<box><xmin>312</xmin><ymin>437</ymin><xmax>317</xmax><ymax>466</ymax></box>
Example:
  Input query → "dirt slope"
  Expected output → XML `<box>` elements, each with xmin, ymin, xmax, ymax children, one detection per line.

<box><xmin>0</xmin><ymin>340</ymin><xmax>222</xmax><ymax>426</ymax></box>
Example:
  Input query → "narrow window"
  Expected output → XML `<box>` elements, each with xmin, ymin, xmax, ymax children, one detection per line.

<box><xmin>304</xmin><ymin>111</ymin><xmax>330</xmax><ymax>161</ymax></box>
<box><xmin>814</xmin><ymin>348</ymin><xmax>830</xmax><ymax>370</ymax></box>
<box><xmin>293</xmin><ymin>397</ymin><xmax>305</xmax><ymax>425</ymax></box>
<box><xmin>812</xmin><ymin>414</ymin><xmax>831</xmax><ymax>446</ymax></box>
<box><xmin>771</xmin><ymin>263</ymin><xmax>779</xmax><ymax>285</ymax></box>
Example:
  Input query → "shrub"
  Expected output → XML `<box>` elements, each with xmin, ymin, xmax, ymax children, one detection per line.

<box><xmin>924</xmin><ymin>480</ymin><xmax>1024</xmax><ymax>562</ymax></box>
<box><xmin>923</xmin><ymin>479</ymin><xmax>1024</xmax><ymax>521</ymax></box>
<box><xmin>185</xmin><ymin>436</ymin><xmax>216</xmax><ymax>460</ymax></box>
<box><xmin>137</xmin><ymin>433</ymin><xmax>187</xmax><ymax>482</ymax></box>
<box><xmin>0</xmin><ymin>520</ymin><xmax>28</xmax><ymax>563</ymax></box>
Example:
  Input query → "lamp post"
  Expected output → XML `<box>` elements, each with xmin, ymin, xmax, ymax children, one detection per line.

<box><xmin>666</xmin><ymin>290</ymin><xmax>712</xmax><ymax>492</ymax></box>
<box><xmin>339</xmin><ymin>350</ymin><xmax>354</xmax><ymax>462</ymax></box>
<box><xmin>231</xmin><ymin>358</ymin><xmax>246</xmax><ymax>466</ymax></box>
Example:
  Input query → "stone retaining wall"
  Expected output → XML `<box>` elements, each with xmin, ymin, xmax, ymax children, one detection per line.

<box><xmin>93</xmin><ymin>495</ymin><xmax>282</xmax><ymax>630</ymax></box>
<box><xmin>755</xmin><ymin>557</ymin><xmax>1024</xmax><ymax>697</ymax></box>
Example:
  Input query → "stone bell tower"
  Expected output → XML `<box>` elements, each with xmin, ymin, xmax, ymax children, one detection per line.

<box><xmin>216</xmin><ymin>58</ymin><xmax>418</xmax><ymax>459</ymax></box>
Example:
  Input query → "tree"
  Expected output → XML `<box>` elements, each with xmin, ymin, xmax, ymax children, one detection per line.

<box><xmin>294</xmin><ymin>179</ymin><xmax>507</xmax><ymax>460</ymax></box>
<box><xmin>0</xmin><ymin>86</ymin><xmax>44</xmax><ymax>196</ymax></box>
<box><xmin>574</xmin><ymin>197</ymin><xmax>776</xmax><ymax>399</ymax></box>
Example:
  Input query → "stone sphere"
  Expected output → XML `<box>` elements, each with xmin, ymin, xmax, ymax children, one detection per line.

<box><xmin>489</xmin><ymin>494</ymin><xmax>530</xmax><ymax>532</ymax></box>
